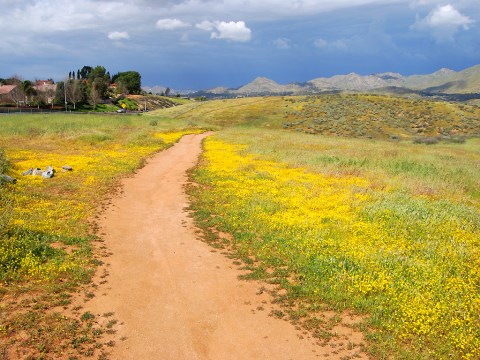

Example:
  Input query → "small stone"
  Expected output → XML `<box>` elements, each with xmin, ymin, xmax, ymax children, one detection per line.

<box><xmin>22</xmin><ymin>168</ymin><xmax>33</xmax><ymax>176</ymax></box>
<box><xmin>62</xmin><ymin>165</ymin><xmax>73</xmax><ymax>172</ymax></box>
<box><xmin>0</xmin><ymin>174</ymin><xmax>17</xmax><ymax>184</ymax></box>
<box><xmin>32</xmin><ymin>168</ymin><xmax>43</xmax><ymax>175</ymax></box>
<box><xmin>45</xmin><ymin>166</ymin><xmax>55</xmax><ymax>173</ymax></box>
<box><xmin>42</xmin><ymin>170</ymin><xmax>54</xmax><ymax>179</ymax></box>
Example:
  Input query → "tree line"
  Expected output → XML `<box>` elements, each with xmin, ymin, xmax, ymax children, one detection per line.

<box><xmin>1</xmin><ymin>65</ymin><xmax>142</xmax><ymax>110</ymax></box>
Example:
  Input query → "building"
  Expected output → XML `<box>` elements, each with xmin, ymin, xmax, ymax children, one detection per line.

<box><xmin>0</xmin><ymin>85</ymin><xmax>18</xmax><ymax>104</ymax></box>
<box><xmin>33</xmin><ymin>83</ymin><xmax>57</xmax><ymax>105</ymax></box>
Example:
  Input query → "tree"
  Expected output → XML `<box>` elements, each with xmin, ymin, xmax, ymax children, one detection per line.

<box><xmin>79</xmin><ymin>66</ymin><xmax>92</xmax><ymax>79</ymax></box>
<box><xmin>88</xmin><ymin>79</ymin><xmax>102</xmax><ymax>109</ymax></box>
<box><xmin>114</xmin><ymin>81</ymin><xmax>128</xmax><ymax>95</ymax></box>
<box><xmin>66</xmin><ymin>79</ymin><xmax>85</xmax><ymax>110</ymax></box>
<box><xmin>6</xmin><ymin>76</ymin><xmax>25</xmax><ymax>107</ymax></box>
<box><xmin>8</xmin><ymin>86</ymin><xmax>23</xmax><ymax>107</ymax></box>
<box><xmin>54</xmin><ymin>81</ymin><xmax>66</xmax><ymax>106</ymax></box>
<box><xmin>165</xmin><ymin>87</ymin><xmax>171</xmax><ymax>96</ymax></box>
<box><xmin>112</xmin><ymin>71</ymin><xmax>142</xmax><ymax>94</ymax></box>
<box><xmin>20</xmin><ymin>80</ymin><xmax>36</xmax><ymax>105</ymax></box>
<box><xmin>45</xmin><ymin>87</ymin><xmax>56</xmax><ymax>108</ymax></box>
<box><xmin>88</xmin><ymin>65</ymin><xmax>107</xmax><ymax>80</ymax></box>
<box><xmin>87</xmin><ymin>66</ymin><xmax>110</xmax><ymax>99</ymax></box>
<box><xmin>34</xmin><ymin>86</ymin><xmax>55</xmax><ymax>108</ymax></box>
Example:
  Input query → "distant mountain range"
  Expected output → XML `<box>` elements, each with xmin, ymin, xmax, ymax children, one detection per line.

<box><xmin>201</xmin><ymin>64</ymin><xmax>480</xmax><ymax>97</ymax></box>
<box><xmin>142</xmin><ymin>85</ymin><xmax>193</xmax><ymax>96</ymax></box>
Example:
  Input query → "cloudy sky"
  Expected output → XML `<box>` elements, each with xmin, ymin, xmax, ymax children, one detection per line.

<box><xmin>0</xmin><ymin>0</ymin><xmax>478</xmax><ymax>90</ymax></box>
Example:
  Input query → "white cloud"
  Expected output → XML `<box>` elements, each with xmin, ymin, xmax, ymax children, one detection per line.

<box><xmin>211</xmin><ymin>21</ymin><xmax>252</xmax><ymax>42</ymax></box>
<box><xmin>195</xmin><ymin>20</ymin><xmax>216</xmax><ymax>32</ymax></box>
<box><xmin>273</xmin><ymin>38</ymin><xmax>291</xmax><ymax>49</ymax></box>
<box><xmin>413</xmin><ymin>4</ymin><xmax>475</xmax><ymax>41</ymax></box>
<box><xmin>196</xmin><ymin>20</ymin><xmax>252</xmax><ymax>42</ymax></box>
<box><xmin>108</xmin><ymin>31</ymin><xmax>130</xmax><ymax>40</ymax></box>
<box><xmin>427</xmin><ymin>4</ymin><xmax>473</xmax><ymax>28</ymax></box>
<box><xmin>156</xmin><ymin>18</ymin><xmax>191</xmax><ymax>30</ymax></box>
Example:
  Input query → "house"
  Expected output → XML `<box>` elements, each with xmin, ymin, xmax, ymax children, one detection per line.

<box><xmin>35</xmin><ymin>79</ymin><xmax>54</xmax><ymax>86</ymax></box>
<box><xmin>0</xmin><ymin>85</ymin><xmax>17</xmax><ymax>104</ymax></box>
<box><xmin>33</xmin><ymin>83</ymin><xmax>57</xmax><ymax>104</ymax></box>
<box><xmin>0</xmin><ymin>82</ymin><xmax>57</xmax><ymax>106</ymax></box>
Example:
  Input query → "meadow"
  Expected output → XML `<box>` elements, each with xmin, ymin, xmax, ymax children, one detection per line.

<box><xmin>163</xmin><ymin>94</ymin><xmax>480</xmax><ymax>359</ymax></box>
<box><xmin>188</xmin><ymin>129</ymin><xmax>480</xmax><ymax>359</ymax></box>
<box><xmin>1</xmin><ymin>93</ymin><xmax>479</xmax><ymax>359</ymax></box>
<box><xmin>0</xmin><ymin>113</ymin><xmax>207</xmax><ymax>358</ymax></box>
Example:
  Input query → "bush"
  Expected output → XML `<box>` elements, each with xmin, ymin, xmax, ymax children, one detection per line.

<box><xmin>117</xmin><ymin>97</ymin><xmax>138</xmax><ymax>110</ymax></box>
<box><xmin>446</xmin><ymin>135</ymin><xmax>467</xmax><ymax>144</ymax></box>
<box><xmin>413</xmin><ymin>136</ymin><xmax>439</xmax><ymax>145</ymax></box>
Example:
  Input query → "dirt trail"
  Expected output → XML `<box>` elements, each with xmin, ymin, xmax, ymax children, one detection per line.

<box><xmin>86</xmin><ymin>133</ymin><xmax>366</xmax><ymax>359</ymax></box>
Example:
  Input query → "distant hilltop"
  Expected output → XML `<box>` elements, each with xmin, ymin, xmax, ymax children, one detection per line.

<box><xmin>199</xmin><ymin>64</ymin><xmax>480</xmax><ymax>97</ymax></box>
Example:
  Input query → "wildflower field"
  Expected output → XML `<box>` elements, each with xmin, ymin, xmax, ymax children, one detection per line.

<box><xmin>1</xmin><ymin>94</ymin><xmax>479</xmax><ymax>359</ymax></box>
<box><xmin>188</xmin><ymin>127</ymin><xmax>480</xmax><ymax>359</ymax></box>
<box><xmin>0</xmin><ymin>113</ymin><xmax>206</xmax><ymax>358</ymax></box>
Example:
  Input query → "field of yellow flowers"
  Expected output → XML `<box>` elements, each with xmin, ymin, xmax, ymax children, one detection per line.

<box><xmin>0</xmin><ymin>113</ymin><xmax>206</xmax><ymax>358</ymax></box>
<box><xmin>189</xmin><ymin>128</ymin><xmax>480</xmax><ymax>359</ymax></box>
<box><xmin>1</xmin><ymin>94</ymin><xmax>479</xmax><ymax>359</ymax></box>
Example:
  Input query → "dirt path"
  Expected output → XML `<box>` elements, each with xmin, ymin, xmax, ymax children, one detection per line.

<box><xmin>86</xmin><ymin>133</ymin><xmax>366</xmax><ymax>359</ymax></box>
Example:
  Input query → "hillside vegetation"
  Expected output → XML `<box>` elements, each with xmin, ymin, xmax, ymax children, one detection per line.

<box><xmin>153</xmin><ymin>94</ymin><xmax>480</xmax><ymax>140</ymax></box>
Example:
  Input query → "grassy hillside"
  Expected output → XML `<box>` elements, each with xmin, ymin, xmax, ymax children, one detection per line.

<box><xmin>152</xmin><ymin>94</ymin><xmax>480</xmax><ymax>140</ymax></box>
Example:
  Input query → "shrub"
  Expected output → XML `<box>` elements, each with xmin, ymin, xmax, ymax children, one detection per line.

<box><xmin>413</xmin><ymin>136</ymin><xmax>439</xmax><ymax>145</ymax></box>
<box><xmin>117</xmin><ymin>97</ymin><xmax>138</xmax><ymax>110</ymax></box>
<box><xmin>447</xmin><ymin>135</ymin><xmax>467</xmax><ymax>144</ymax></box>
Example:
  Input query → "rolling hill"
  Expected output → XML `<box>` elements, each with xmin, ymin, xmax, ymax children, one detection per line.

<box><xmin>201</xmin><ymin>64</ymin><xmax>480</xmax><ymax>96</ymax></box>
<box><xmin>150</xmin><ymin>93</ymin><xmax>480</xmax><ymax>141</ymax></box>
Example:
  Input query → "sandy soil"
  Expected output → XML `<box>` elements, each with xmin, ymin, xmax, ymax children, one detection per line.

<box><xmin>85</xmin><ymin>133</ymin><xmax>368</xmax><ymax>359</ymax></box>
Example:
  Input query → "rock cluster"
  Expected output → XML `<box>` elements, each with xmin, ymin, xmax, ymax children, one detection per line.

<box><xmin>0</xmin><ymin>165</ymin><xmax>74</xmax><ymax>186</ymax></box>
<box><xmin>22</xmin><ymin>165</ymin><xmax>73</xmax><ymax>179</ymax></box>
<box><xmin>0</xmin><ymin>174</ymin><xmax>17</xmax><ymax>184</ymax></box>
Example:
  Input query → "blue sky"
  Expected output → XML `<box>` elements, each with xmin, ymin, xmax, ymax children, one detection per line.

<box><xmin>0</xmin><ymin>0</ymin><xmax>478</xmax><ymax>90</ymax></box>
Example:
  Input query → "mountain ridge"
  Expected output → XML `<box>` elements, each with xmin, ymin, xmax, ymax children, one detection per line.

<box><xmin>202</xmin><ymin>64</ymin><xmax>480</xmax><ymax>96</ymax></box>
